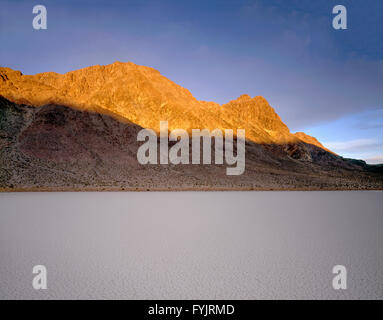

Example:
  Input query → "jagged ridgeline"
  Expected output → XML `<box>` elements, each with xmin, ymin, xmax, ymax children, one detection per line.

<box><xmin>0</xmin><ymin>62</ymin><xmax>382</xmax><ymax>191</ymax></box>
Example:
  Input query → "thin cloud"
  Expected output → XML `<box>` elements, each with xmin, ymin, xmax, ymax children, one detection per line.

<box><xmin>324</xmin><ymin>139</ymin><xmax>382</xmax><ymax>153</ymax></box>
<box><xmin>353</xmin><ymin>109</ymin><xmax>383</xmax><ymax>130</ymax></box>
<box><xmin>365</xmin><ymin>155</ymin><xmax>383</xmax><ymax>165</ymax></box>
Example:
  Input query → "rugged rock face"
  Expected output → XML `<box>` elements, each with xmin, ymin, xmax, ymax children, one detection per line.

<box><xmin>1</xmin><ymin>62</ymin><xmax>304</xmax><ymax>144</ymax></box>
<box><xmin>293</xmin><ymin>132</ymin><xmax>333</xmax><ymax>154</ymax></box>
<box><xmin>0</xmin><ymin>62</ymin><xmax>382</xmax><ymax>190</ymax></box>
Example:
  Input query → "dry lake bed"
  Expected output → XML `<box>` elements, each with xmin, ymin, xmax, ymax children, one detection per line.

<box><xmin>0</xmin><ymin>191</ymin><xmax>382</xmax><ymax>299</ymax></box>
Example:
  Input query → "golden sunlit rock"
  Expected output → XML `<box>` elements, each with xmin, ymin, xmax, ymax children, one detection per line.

<box><xmin>1</xmin><ymin>61</ymin><xmax>315</xmax><ymax>147</ymax></box>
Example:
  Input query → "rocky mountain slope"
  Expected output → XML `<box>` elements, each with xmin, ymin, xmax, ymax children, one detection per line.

<box><xmin>0</xmin><ymin>62</ymin><xmax>382</xmax><ymax>191</ymax></box>
<box><xmin>1</xmin><ymin>62</ymin><xmax>311</xmax><ymax>145</ymax></box>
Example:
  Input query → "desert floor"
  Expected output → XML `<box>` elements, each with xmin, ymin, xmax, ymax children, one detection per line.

<box><xmin>0</xmin><ymin>191</ymin><xmax>382</xmax><ymax>299</ymax></box>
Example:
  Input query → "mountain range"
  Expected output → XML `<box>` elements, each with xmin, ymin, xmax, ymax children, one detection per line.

<box><xmin>1</xmin><ymin>62</ymin><xmax>382</xmax><ymax>190</ymax></box>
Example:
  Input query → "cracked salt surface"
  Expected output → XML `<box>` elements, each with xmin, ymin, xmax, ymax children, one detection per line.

<box><xmin>0</xmin><ymin>191</ymin><xmax>382</xmax><ymax>299</ymax></box>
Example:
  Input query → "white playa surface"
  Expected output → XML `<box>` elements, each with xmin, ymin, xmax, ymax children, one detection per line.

<box><xmin>0</xmin><ymin>191</ymin><xmax>382</xmax><ymax>299</ymax></box>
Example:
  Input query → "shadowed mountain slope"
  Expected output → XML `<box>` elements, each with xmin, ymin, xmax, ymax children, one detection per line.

<box><xmin>1</xmin><ymin>96</ymin><xmax>382</xmax><ymax>191</ymax></box>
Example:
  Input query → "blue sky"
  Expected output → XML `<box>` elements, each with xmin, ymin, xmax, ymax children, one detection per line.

<box><xmin>1</xmin><ymin>0</ymin><xmax>382</xmax><ymax>163</ymax></box>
